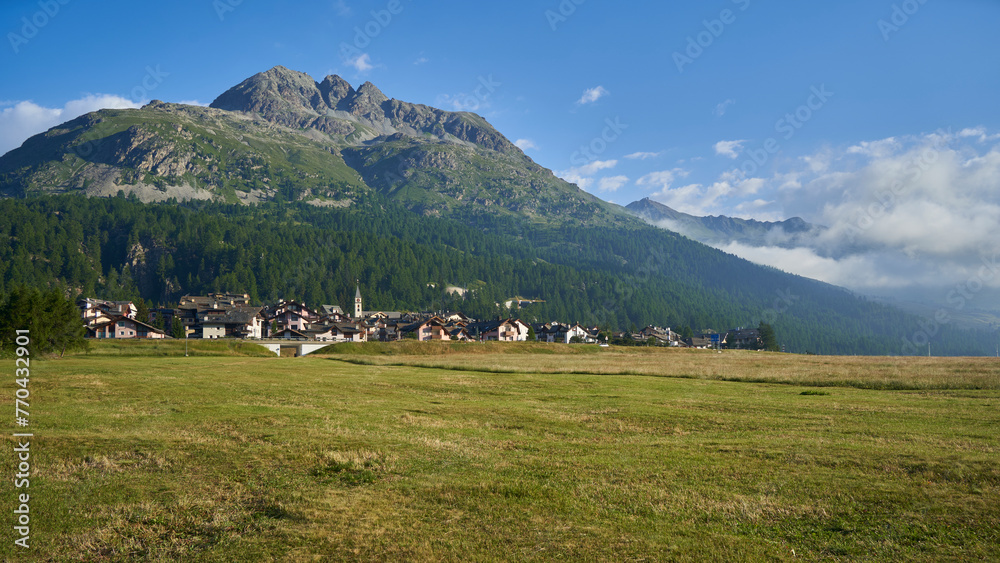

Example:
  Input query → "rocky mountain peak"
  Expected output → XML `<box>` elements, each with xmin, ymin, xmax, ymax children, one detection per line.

<box><xmin>210</xmin><ymin>65</ymin><xmax>323</xmax><ymax>116</ymax></box>
<box><xmin>208</xmin><ymin>66</ymin><xmax>517</xmax><ymax>155</ymax></box>
<box><xmin>345</xmin><ymin>81</ymin><xmax>389</xmax><ymax>118</ymax></box>
<box><xmin>356</xmin><ymin>81</ymin><xmax>388</xmax><ymax>103</ymax></box>
<box><xmin>318</xmin><ymin>74</ymin><xmax>355</xmax><ymax>107</ymax></box>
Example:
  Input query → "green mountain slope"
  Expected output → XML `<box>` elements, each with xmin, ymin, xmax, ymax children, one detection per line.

<box><xmin>0</xmin><ymin>66</ymin><xmax>996</xmax><ymax>355</ymax></box>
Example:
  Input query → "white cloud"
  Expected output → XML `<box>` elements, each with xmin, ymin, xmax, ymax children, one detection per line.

<box><xmin>733</xmin><ymin>199</ymin><xmax>783</xmax><ymax>221</ymax></box>
<box><xmin>624</xmin><ymin>151</ymin><xmax>662</xmax><ymax>160</ymax></box>
<box><xmin>713</xmin><ymin>243</ymin><xmax>921</xmax><ymax>289</ymax></box>
<box><xmin>845</xmin><ymin>137</ymin><xmax>899</xmax><ymax>159</ymax></box>
<box><xmin>637</xmin><ymin>169</ymin><xmax>685</xmax><ymax>191</ymax></box>
<box><xmin>176</xmin><ymin>100</ymin><xmax>208</xmax><ymax>107</ymax></box>
<box><xmin>346</xmin><ymin>53</ymin><xmax>374</xmax><ymax>73</ymax></box>
<box><xmin>715</xmin><ymin>99</ymin><xmax>735</xmax><ymax>117</ymax></box>
<box><xmin>597</xmin><ymin>175</ymin><xmax>629</xmax><ymax>192</ymax></box>
<box><xmin>413</xmin><ymin>57</ymin><xmax>429</xmax><ymax>65</ymax></box>
<box><xmin>577</xmin><ymin>159</ymin><xmax>617</xmax><ymax>175</ymax></box>
<box><xmin>670</xmin><ymin>128</ymin><xmax>1000</xmax><ymax>292</ymax></box>
<box><xmin>714</xmin><ymin>140</ymin><xmax>745</xmax><ymax>159</ymax></box>
<box><xmin>557</xmin><ymin>159</ymin><xmax>619</xmax><ymax>191</ymax></box>
<box><xmin>515</xmin><ymin>139</ymin><xmax>538</xmax><ymax>151</ymax></box>
<box><xmin>557</xmin><ymin>169</ymin><xmax>594</xmax><ymax>190</ymax></box>
<box><xmin>0</xmin><ymin>95</ymin><xmax>139</xmax><ymax>156</ymax></box>
<box><xmin>577</xmin><ymin>86</ymin><xmax>608</xmax><ymax>105</ymax></box>
<box><xmin>958</xmin><ymin>127</ymin><xmax>1000</xmax><ymax>143</ymax></box>
<box><xmin>798</xmin><ymin>134</ymin><xmax>1000</xmax><ymax>262</ymax></box>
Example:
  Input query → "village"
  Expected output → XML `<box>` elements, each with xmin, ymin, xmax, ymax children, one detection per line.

<box><xmin>78</xmin><ymin>289</ymin><xmax>762</xmax><ymax>350</ymax></box>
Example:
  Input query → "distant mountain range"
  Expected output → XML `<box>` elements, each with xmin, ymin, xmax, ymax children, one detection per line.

<box><xmin>1</xmin><ymin>66</ymin><xmax>996</xmax><ymax>355</ymax></box>
<box><xmin>626</xmin><ymin>197</ymin><xmax>825</xmax><ymax>248</ymax></box>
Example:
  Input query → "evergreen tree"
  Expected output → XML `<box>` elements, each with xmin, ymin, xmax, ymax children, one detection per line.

<box><xmin>759</xmin><ymin>322</ymin><xmax>779</xmax><ymax>352</ymax></box>
<box><xmin>0</xmin><ymin>287</ymin><xmax>85</xmax><ymax>357</ymax></box>
<box><xmin>171</xmin><ymin>317</ymin><xmax>185</xmax><ymax>339</ymax></box>
<box><xmin>136</xmin><ymin>298</ymin><xmax>151</xmax><ymax>324</ymax></box>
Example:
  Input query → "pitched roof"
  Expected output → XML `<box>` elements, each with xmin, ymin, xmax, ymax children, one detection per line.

<box><xmin>86</xmin><ymin>315</ymin><xmax>167</xmax><ymax>335</ymax></box>
<box><xmin>320</xmin><ymin>305</ymin><xmax>345</xmax><ymax>316</ymax></box>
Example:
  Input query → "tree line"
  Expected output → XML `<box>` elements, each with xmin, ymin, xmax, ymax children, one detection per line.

<box><xmin>0</xmin><ymin>193</ymin><xmax>996</xmax><ymax>356</ymax></box>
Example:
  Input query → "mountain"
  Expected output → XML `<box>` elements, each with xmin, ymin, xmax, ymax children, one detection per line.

<box><xmin>1</xmin><ymin>66</ymin><xmax>996</xmax><ymax>355</ymax></box>
<box><xmin>627</xmin><ymin>197</ymin><xmax>824</xmax><ymax>248</ymax></box>
<box><xmin>0</xmin><ymin>66</ymin><xmax>625</xmax><ymax>228</ymax></box>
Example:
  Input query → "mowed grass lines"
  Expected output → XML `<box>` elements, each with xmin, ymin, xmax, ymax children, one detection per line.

<box><xmin>1</xmin><ymin>353</ymin><xmax>998</xmax><ymax>561</ymax></box>
<box><xmin>324</xmin><ymin>342</ymin><xmax>1000</xmax><ymax>390</ymax></box>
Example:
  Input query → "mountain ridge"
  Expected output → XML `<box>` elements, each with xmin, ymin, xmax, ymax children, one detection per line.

<box><xmin>210</xmin><ymin>66</ymin><xmax>519</xmax><ymax>154</ymax></box>
<box><xmin>626</xmin><ymin>197</ymin><xmax>825</xmax><ymax>248</ymax></box>
<box><xmin>0</xmin><ymin>66</ymin><xmax>629</xmax><ymax>228</ymax></box>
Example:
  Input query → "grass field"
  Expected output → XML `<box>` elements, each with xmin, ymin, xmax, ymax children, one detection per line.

<box><xmin>2</xmin><ymin>342</ymin><xmax>998</xmax><ymax>561</ymax></box>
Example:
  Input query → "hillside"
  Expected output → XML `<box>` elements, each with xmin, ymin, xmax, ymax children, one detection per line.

<box><xmin>0</xmin><ymin>66</ymin><xmax>997</xmax><ymax>355</ymax></box>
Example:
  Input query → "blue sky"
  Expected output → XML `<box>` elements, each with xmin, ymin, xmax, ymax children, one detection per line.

<box><xmin>3</xmin><ymin>0</ymin><xmax>1000</xmax><ymax>297</ymax></box>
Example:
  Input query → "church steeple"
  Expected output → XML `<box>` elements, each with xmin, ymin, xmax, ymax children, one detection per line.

<box><xmin>354</xmin><ymin>281</ymin><xmax>363</xmax><ymax>319</ymax></box>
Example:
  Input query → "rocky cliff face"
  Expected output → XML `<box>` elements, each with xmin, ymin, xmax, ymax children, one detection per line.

<box><xmin>210</xmin><ymin>66</ymin><xmax>517</xmax><ymax>154</ymax></box>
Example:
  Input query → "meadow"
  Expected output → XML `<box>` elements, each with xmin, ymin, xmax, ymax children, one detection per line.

<box><xmin>1</xmin><ymin>342</ymin><xmax>998</xmax><ymax>561</ymax></box>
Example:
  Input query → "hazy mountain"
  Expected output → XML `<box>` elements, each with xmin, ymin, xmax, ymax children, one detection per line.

<box><xmin>627</xmin><ymin>197</ymin><xmax>824</xmax><ymax>248</ymax></box>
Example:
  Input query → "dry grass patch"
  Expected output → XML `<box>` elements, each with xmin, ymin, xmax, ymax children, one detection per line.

<box><xmin>330</xmin><ymin>348</ymin><xmax>1000</xmax><ymax>390</ymax></box>
<box><xmin>4</xmin><ymin>352</ymin><xmax>999</xmax><ymax>561</ymax></box>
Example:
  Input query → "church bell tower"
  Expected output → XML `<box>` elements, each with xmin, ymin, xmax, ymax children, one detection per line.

<box><xmin>354</xmin><ymin>282</ymin><xmax>363</xmax><ymax>319</ymax></box>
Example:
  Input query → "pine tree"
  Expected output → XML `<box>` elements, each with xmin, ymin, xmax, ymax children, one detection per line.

<box><xmin>136</xmin><ymin>298</ymin><xmax>151</xmax><ymax>324</ymax></box>
<box><xmin>759</xmin><ymin>322</ymin><xmax>779</xmax><ymax>352</ymax></box>
<box><xmin>171</xmin><ymin>317</ymin><xmax>185</xmax><ymax>339</ymax></box>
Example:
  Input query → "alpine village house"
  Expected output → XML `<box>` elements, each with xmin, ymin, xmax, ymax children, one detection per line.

<box><xmin>79</xmin><ymin>288</ymin><xmax>760</xmax><ymax>349</ymax></box>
